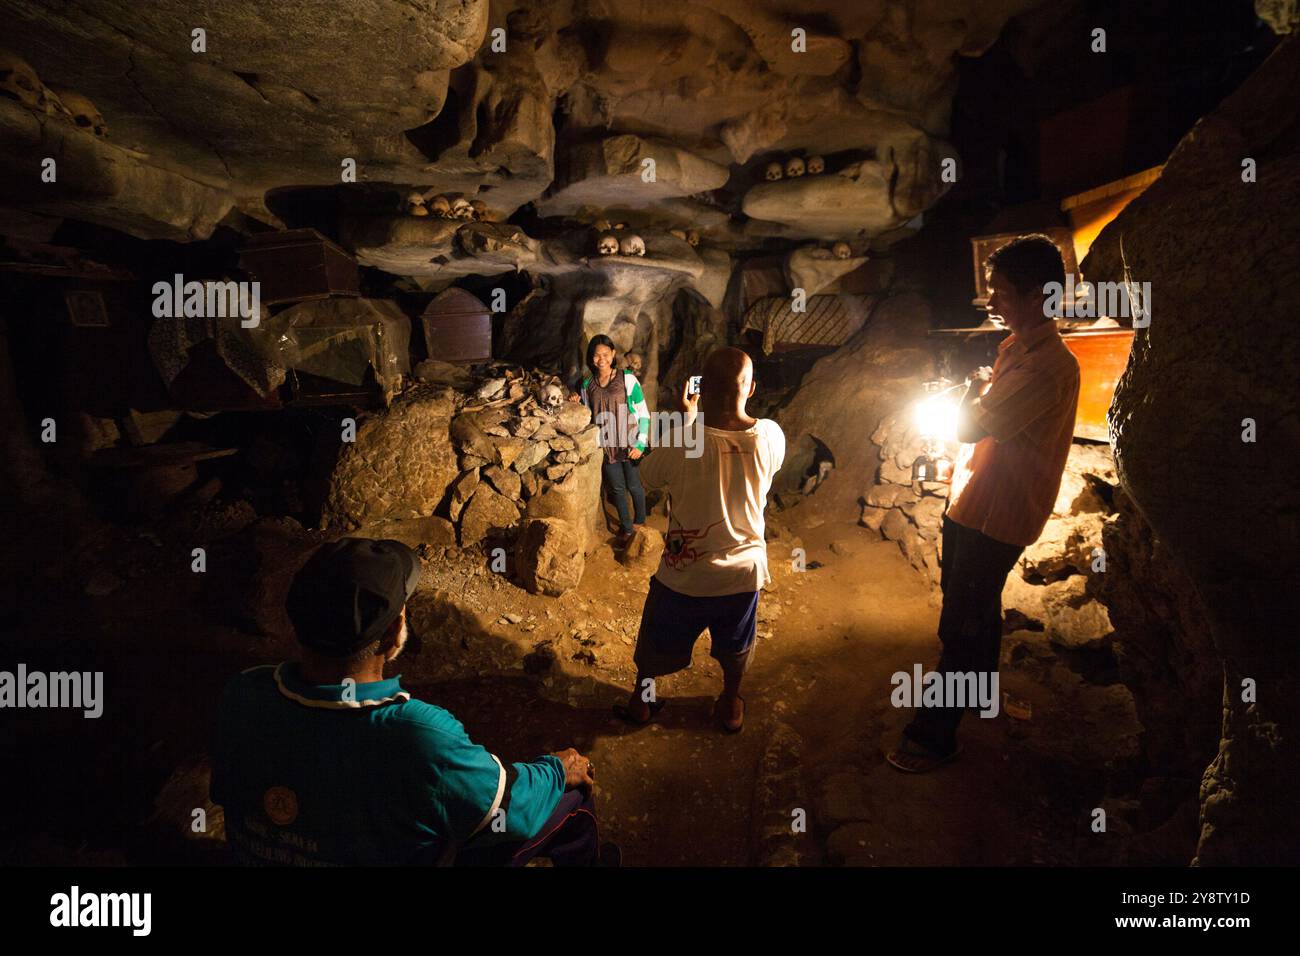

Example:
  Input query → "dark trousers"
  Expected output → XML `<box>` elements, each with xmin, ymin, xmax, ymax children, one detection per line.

<box><xmin>602</xmin><ymin>459</ymin><xmax>646</xmax><ymax>533</ymax></box>
<box><xmin>904</xmin><ymin>515</ymin><xmax>1024</xmax><ymax>755</ymax></box>
<box><xmin>455</xmin><ymin>788</ymin><xmax>600</xmax><ymax>867</ymax></box>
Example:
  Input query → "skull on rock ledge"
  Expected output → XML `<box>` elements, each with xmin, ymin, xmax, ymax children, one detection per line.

<box><xmin>764</xmin><ymin>161</ymin><xmax>783</xmax><ymax>182</ymax></box>
<box><xmin>451</xmin><ymin>197</ymin><xmax>474</xmax><ymax>220</ymax></box>
<box><xmin>405</xmin><ymin>192</ymin><xmax>428</xmax><ymax>216</ymax></box>
<box><xmin>832</xmin><ymin>241</ymin><xmax>852</xmax><ymax>260</ymax></box>
<box><xmin>785</xmin><ymin>156</ymin><xmax>806</xmax><ymax>178</ymax></box>
<box><xmin>685</xmin><ymin>230</ymin><xmax>700</xmax><ymax>247</ymax></box>
<box><xmin>470</xmin><ymin>200</ymin><xmax>489</xmax><ymax>221</ymax></box>
<box><xmin>51</xmin><ymin>87</ymin><xmax>106</xmax><ymax>138</ymax></box>
<box><xmin>538</xmin><ymin>383</ymin><xmax>563</xmax><ymax>411</ymax></box>
<box><xmin>597</xmin><ymin>233</ymin><xmax>619</xmax><ymax>256</ymax></box>
<box><xmin>0</xmin><ymin>49</ymin><xmax>45</xmax><ymax>112</ymax></box>
<box><xmin>624</xmin><ymin>352</ymin><xmax>644</xmax><ymax>375</ymax></box>
<box><xmin>428</xmin><ymin>194</ymin><xmax>451</xmax><ymax>218</ymax></box>
<box><xmin>619</xmin><ymin>233</ymin><xmax>646</xmax><ymax>256</ymax></box>
<box><xmin>806</xmin><ymin>155</ymin><xmax>825</xmax><ymax>175</ymax></box>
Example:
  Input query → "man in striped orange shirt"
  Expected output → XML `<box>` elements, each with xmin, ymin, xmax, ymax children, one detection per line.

<box><xmin>888</xmin><ymin>235</ymin><xmax>1080</xmax><ymax>773</ymax></box>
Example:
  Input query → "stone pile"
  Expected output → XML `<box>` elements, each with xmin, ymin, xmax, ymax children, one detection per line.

<box><xmin>857</xmin><ymin>410</ymin><xmax>948</xmax><ymax>587</ymax></box>
<box><xmin>441</xmin><ymin>365</ymin><xmax>604</xmax><ymax>595</ymax></box>
<box><xmin>323</xmin><ymin>363</ymin><xmax>604</xmax><ymax>595</ymax></box>
<box><xmin>860</xmin><ymin>406</ymin><xmax>1119</xmax><ymax>652</ymax></box>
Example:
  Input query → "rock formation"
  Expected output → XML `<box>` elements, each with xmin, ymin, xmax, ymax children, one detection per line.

<box><xmin>1083</xmin><ymin>34</ymin><xmax>1300</xmax><ymax>864</ymax></box>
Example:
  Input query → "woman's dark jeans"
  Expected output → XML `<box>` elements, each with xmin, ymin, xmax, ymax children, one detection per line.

<box><xmin>602</xmin><ymin>459</ymin><xmax>646</xmax><ymax>534</ymax></box>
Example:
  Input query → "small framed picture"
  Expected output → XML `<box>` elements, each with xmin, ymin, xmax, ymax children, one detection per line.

<box><xmin>64</xmin><ymin>289</ymin><xmax>110</xmax><ymax>327</ymax></box>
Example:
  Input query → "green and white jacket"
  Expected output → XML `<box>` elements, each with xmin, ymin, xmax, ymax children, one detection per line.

<box><xmin>579</xmin><ymin>369</ymin><xmax>651</xmax><ymax>453</ymax></box>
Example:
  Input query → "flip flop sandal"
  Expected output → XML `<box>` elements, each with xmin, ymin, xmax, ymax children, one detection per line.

<box><xmin>713</xmin><ymin>695</ymin><xmax>745</xmax><ymax>734</ymax></box>
<box><xmin>612</xmin><ymin>699</ymin><xmax>666</xmax><ymax>726</ymax></box>
<box><xmin>885</xmin><ymin>740</ymin><xmax>962</xmax><ymax>774</ymax></box>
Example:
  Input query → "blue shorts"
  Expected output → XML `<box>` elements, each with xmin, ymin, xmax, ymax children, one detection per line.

<box><xmin>632</xmin><ymin>576</ymin><xmax>760</xmax><ymax>680</ymax></box>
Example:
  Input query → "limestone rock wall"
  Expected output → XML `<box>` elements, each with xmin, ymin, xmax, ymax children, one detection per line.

<box><xmin>772</xmin><ymin>292</ymin><xmax>935</xmax><ymax>513</ymax></box>
<box><xmin>2</xmin><ymin>0</ymin><xmax>1040</xmax><ymax>245</ymax></box>
<box><xmin>1083</xmin><ymin>35</ymin><xmax>1300</xmax><ymax>864</ymax></box>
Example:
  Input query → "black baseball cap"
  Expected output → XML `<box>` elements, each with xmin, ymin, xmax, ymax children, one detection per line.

<box><xmin>286</xmin><ymin>538</ymin><xmax>421</xmax><ymax>657</ymax></box>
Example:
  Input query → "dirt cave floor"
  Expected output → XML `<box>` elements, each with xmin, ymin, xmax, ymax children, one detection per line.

<box><xmin>4</xmin><ymin>491</ymin><xmax>1164</xmax><ymax>867</ymax></box>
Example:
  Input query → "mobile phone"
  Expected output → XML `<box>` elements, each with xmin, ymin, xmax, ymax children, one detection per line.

<box><xmin>688</xmin><ymin>375</ymin><xmax>701</xmax><ymax>396</ymax></box>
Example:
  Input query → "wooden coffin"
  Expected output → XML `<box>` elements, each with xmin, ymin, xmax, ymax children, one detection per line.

<box><xmin>1061</xmin><ymin>328</ymin><xmax>1135</xmax><ymax>441</ymax></box>
<box><xmin>420</xmin><ymin>287</ymin><xmax>491</xmax><ymax>364</ymax></box>
<box><xmin>238</xmin><ymin>228</ymin><xmax>360</xmax><ymax>305</ymax></box>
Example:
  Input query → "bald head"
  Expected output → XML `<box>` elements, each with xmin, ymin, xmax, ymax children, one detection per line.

<box><xmin>701</xmin><ymin>347</ymin><xmax>753</xmax><ymax>402</ymax></box>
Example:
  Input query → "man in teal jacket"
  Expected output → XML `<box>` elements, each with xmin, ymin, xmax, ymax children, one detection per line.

<box><xmin>211</xmin><ymin>537</ymin><xmax>612</xmax><ymax>866</ymax></box>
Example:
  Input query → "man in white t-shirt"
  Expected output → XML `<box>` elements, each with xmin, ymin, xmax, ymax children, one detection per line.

<box><xmin>616</xmin><ymin>347</ymin><xmax>785</xmax><ymax>734</ymax></box>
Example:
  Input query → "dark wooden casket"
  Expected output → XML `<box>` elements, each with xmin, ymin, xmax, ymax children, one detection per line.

<box><xmin>238</xmin><ymin>228</ymin><xmax>360</xmax><ymax>305</ymax></box>
<box><xmin>421</xmin><ymin>287</ymin><xmax>491</xmax><ymax>364</ymax></box>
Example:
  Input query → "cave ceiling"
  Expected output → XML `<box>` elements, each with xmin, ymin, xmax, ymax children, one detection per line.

<box><xmin>0</xmin><ymin>0</ymin><xmax>1044</xmax><ymax>272</ymax></box>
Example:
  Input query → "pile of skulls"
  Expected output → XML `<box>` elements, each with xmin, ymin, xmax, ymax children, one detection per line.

<box><xmin>445</xmin><ymin>366</ymin><xmax>601</xmax><ymax>539</ymax></box>
<box><xmin>762</xmin><ymin>154</ymin><xmax>826</xmax><ymax>182</ymax></box>
<box><xmin>1</xmin><ymin>47</ymin><xmax>108</xmax><ymax>138</ymax></box>
<box><xmin>405</xmin><ymin>190</ymin><xmax>496</xmax><ymax>221</ymax></box>
<box><xmin>592</xmin><ymin>221</ymin><xmax>645</xmax><ymax>257</ymax></box>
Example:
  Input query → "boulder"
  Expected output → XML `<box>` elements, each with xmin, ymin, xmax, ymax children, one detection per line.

<box><xmin>880</xmin><ymin>508</ymin><xmax>908</xmax><ymax>542</ymax></box>
<box><xmin>859</xmin><ymin>504</ymin><xmax>888</xmax><ymax>532</ymax></box>
<box><xmin>511</xmin><ymin>440</ymin><xmax>550</xmax><ymax>473</ymax></box>
<box><xmin>458</xmin><ymin>485</ymin><xmax>521</xmax><ymax>546</ymax></box>
<box><xmin>1021</xmin><ymin>514</ymin><xmax>1104</xmax><ymax>581</ymax></box>
<box><xmin>618</xmin><ymin>526</ymin><xmax>664</xmax><ymax>571</ymax></box>
<box><xmin>355</xmin><ymin>515</ymin><xmax>457</xmax><ymax>549</ymax></box>
<box><xmin>483</xmin><ymin>464</ymin><xmax>522</xmax><ymax>501</ymax></box>
<box><xmin>526</xmin><ymin>452</ymin><xmax>604</xmax><ymax>553</ymax></box>
<box><xmin>554</xmin><ymin>401</ymin><xmax>592</xmax><ymax>435</ymax></box>
<box><xmin>323</xmin><ymin>387</ymin><xmax>459</xmax><ymax>528</ymax></box>
<box><xmin>515</xmin><ymin>518</ymin><xmax>584</xmax><ymax>596</ymax></box>
<box><xmin>447</xmin><ymin>468</ymin><xmax>479</xmax><ymax>522</ymax></box>
<box><xmin>1041</xmin><ymin>576</ymin><xmax>1113</xmax><ymax>651</ymax></box>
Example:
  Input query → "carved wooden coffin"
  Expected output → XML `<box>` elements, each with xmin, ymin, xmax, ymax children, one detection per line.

<box><xmin>239</xmin><ymin>228</ymin><xmax>360</xmax><ymax>305</ymax></box>
<box><xmin>420</xmin><ymin>287</ymin><xmax>491</xmax><ymax>364</ymax></box>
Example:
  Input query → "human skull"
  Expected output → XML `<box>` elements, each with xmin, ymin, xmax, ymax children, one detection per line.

<box><xmin>406</xmin><ymin>192</ymin><xmax>428</xmax><ymax>216</ymax></box>
<box><xmin>624</xmin><ymin>351</ymin><xmax>644</xmax><ymax>375</ymax></box>
<box><xmin>451</xmin><ymin>197</ymin><xmax>474</xmax><ymax>220</ymax></box>
<box><xmin>538</xmin><ymin>383</ymin><xmax>563</xmax><ymax>410</ymax></box>
<box><xmin>764</xmin><ymin>161</ymin><xmax>783</xmax><ymax>182</ymax></box>
<box><xmin>428</xmin><ymin>194</ymin><xmax>451</xmax><ymax>218</ymax></box>
<box><xmin>0</xmin><ymin>50</ymin><xmax>45</xmax><ymax>111</ymax></box>
<box><xmin>470</xmin><ymin>200</ymin><xmax>489</xmax><ymax>221</ymax></box>
<box><xmin>50</xmin><ymin>87</ymin><xmax>106</xmax><ymax>137</ymax></box>
<box><xmin>832</xmin><ymin>241</ymin><xmax>852</xmax><ymax>260</ymax></box>
<box><xmin>597</xmin><ymin>233</ymin><xmax>619</xmax><ymax>256</ymax></box>
<box><xmin>685</xmin><ymin>230</ymin><xmax>700</xmax><ymax>247</ymax></box>
<box><xmin>806</xmin><ymin>155</ymin><xmax>825</xmax><ymax>175</ymax></box>
<box><xmin>785</xmin><ymin>156</ymin><xmax>806</xmax><ymax>178</ymax></box>
<box><xmin>619</xmin><ymin>233</ymin><xmax>645</xmax><ymax>256</ymax></box>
